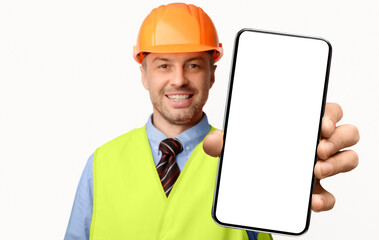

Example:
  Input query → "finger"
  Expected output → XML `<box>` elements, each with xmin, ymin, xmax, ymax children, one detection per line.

<box><xmin>314</xmin><ymin>150</ymin><xmax>359</xmax><ymax>179</ymax></box>
<box><xmin>317</xmin><ymin>124</ymin><xmax>360</xmax><ymax>159</ymax></box>
<box><xmin>311</xmin><ymin>181</ymin><xmax>336</xmax><ymax>212</ymax></box>
<box><xmin>321</xmin><ymin>102</ymin><xmax>343</xmax><ymax>138</ymax></box>
<box><xmin>203</xmin><ymin>130</ymin><xmax>224</xmax><ymax>157</ymax></box>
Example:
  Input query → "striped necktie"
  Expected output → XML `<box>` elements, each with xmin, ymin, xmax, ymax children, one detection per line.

<box><xmin>157</xmin><ymin>138</ymin><xmax>183</xmax><ymax>196</ymax></box>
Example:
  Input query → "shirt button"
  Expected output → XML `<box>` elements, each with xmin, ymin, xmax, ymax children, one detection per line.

<box><xmin>186</xmin><ymin>146</ymin><xmax>190</xmax><ymax>151</ymax></box>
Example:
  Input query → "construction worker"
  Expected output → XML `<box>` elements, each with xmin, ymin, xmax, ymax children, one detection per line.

<box><xmin>64</xmin><ymin>3</ymin><xmax>360</xmax><ymax>240</ymax></box>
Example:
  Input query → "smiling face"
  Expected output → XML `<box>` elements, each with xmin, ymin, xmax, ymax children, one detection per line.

<box><xmin>140</xmin><ymin>52</ymin><xmax>216</xmax><ymax>130</ymax></box>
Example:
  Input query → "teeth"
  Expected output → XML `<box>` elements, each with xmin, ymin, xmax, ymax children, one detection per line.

<box><xmin>167</xmin><ymin>95</ymin><xmax>190</xmax><ymax>101</ymax></box>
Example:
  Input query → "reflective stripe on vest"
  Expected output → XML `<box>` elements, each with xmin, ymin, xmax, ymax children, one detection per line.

<box><xmin>89</xmin><ymin>125</ymin><xmax>250</xmax><ymax>240</ymax></box>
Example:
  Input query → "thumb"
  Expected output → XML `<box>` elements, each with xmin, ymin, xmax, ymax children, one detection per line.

<box><xmin>203</xmin><ymin>130</ymin><xmax>224</xmax><ymax>157</ymax></box>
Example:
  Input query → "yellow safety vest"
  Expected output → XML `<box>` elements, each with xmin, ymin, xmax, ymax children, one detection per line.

<box><xmin>89</xmin><ymin>125</ymin><xmax>272</xmax><ymax>240</ymax></box>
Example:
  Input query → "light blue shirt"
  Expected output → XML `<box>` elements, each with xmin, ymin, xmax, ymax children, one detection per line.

<box><xmin>64</xmin><ymin>114</ymin><xmax>258</xmax><ymax>240</ymax></box>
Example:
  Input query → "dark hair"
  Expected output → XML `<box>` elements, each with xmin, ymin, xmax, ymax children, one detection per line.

<box><xmin>141</xmin><ymin>53</ymin><xmax>150</xmax><ymax>70</ymax></box>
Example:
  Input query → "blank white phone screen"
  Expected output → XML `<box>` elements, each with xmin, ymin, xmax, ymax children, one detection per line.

<box><xmin>213</xmin><ymin>30</ymin><xmax>331</xmax><ymax>235</ymax></box>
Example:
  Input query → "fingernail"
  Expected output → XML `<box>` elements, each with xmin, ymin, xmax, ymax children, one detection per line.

<box><xmin>325</xmin><ymin>141</ymin><xmax>334</xmax><ymax>154</ymax></box>
<box><xmin>328</xmin><ymin>119</ymin><xmax>334</xmax><ymax>128</ymax></box>
<box><xmin>321</xmin><ymin>162</ymin><xmax>333</xmax><ymax>177</ymax></box>
<box><xmin>324</xmin><ymin>116</ymin><xmax>332</xmax><ymax>124</ymax></box>
<box><xmin>317</xmin><ymin>199</ymin><xmax>325</xmax><ymax>211</ymax></box>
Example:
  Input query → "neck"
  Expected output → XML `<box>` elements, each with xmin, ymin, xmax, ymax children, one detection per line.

<box><xmin>151</xmin><ymin>112</ymin><xmax>204</xmax><ymax>138</ymax></box>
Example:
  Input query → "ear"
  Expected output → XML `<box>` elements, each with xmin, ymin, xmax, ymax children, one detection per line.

<box><xmin>209</xmin><ymin>65</ymin><xmax>217</xmax><ymax>89</ymax></box>
<box><xmin>140</xmin><ymin>66</ymin><xmax>149</xmax><ymax>90</ymax></box>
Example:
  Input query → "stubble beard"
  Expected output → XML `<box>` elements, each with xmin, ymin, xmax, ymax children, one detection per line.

<box><xmin>150</xmin><ymin>89</ymin><xmax>208</xmax><ymax>126</ymax></box>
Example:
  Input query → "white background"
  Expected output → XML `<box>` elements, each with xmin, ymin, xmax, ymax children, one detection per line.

<box><xmin>0</xmin><ymin>0</ymin><xmax>377</xmax><ymax>239</ymax></box>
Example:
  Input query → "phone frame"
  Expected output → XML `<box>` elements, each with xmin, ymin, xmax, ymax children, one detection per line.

<box><xmin>211</xmin><ymin>28</ymin><xmax>332</xmax><ymax>236</ymax></box>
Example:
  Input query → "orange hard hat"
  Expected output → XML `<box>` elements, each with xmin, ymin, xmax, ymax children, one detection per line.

<box><xmin>133</xmin><ymin>3</ymin><xmax>223</xmax><ymax>64</ymax></box>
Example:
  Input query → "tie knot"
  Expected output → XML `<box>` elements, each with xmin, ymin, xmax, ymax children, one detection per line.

<box><xmin>159</xmin><ymin>138</ymin><xmax>183</xmax><ymax>156</ymax></box>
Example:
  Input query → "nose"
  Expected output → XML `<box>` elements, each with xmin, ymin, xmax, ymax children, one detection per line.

<box><xmin>171</xmin><ymin>66</ymin><xmax>189</xmax><ymax>86</ymax></box>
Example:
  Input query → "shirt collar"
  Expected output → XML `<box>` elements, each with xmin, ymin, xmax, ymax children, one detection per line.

<box><xmin>146</xmin><ymin>113</ymin><xmax>211</xmax><ymax>154</ymax></box>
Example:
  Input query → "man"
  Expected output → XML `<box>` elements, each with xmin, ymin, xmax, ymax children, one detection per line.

<box><xmin>64</xmin><ymin>3</ymin><xmax>360</xmax><ymax>240</ymax></box>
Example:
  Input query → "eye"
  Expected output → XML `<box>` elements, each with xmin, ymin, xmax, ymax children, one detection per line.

<box><xmin>159</xmin><ymin>64</ymin><xmax>168</xmax><ymax>69</ymax></box>
<box><xmin>188</xmin><ymin>64</ymin><xmax>199</xmax><ymax>68</ymax></box>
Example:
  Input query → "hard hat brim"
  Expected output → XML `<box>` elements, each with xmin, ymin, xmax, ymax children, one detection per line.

<box><xmin>133</xmin><ymin>43</ymin><xmax>223</xmax><ymax>64</ymax></box>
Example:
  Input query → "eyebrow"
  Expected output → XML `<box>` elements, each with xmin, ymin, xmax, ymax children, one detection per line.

<box><xmin>152</xmin><ymin>57</ymin><xmax>170</xmax><ymax>63</ymax></box>
<box><xmin>185</xmin><ymin>57</ymin><xmax>206</xmax><ymax>63</ymax></box>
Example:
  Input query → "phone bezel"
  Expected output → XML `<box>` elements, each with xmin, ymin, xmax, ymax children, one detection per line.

<box><xmin>211</xmin><ymin>28</ymin><xmax>332</xmax><ymax>236</ymax></box>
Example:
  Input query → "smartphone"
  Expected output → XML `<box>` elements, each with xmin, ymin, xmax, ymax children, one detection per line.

<box><xmin>212</xmin><ymin>29</ymin><xmax>332</xmax><ymax>236</ymax></box>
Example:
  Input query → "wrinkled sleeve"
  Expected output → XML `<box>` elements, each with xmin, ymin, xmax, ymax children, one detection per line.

<box><xmin>247</xmin><ymin>230</ymin><xmax>258</xmax><ymax>240</ymax></box>
<box><xmin>64</xmin><ymin>154</ymin><xmax>94</xmax><ymax>240</ymax></box>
